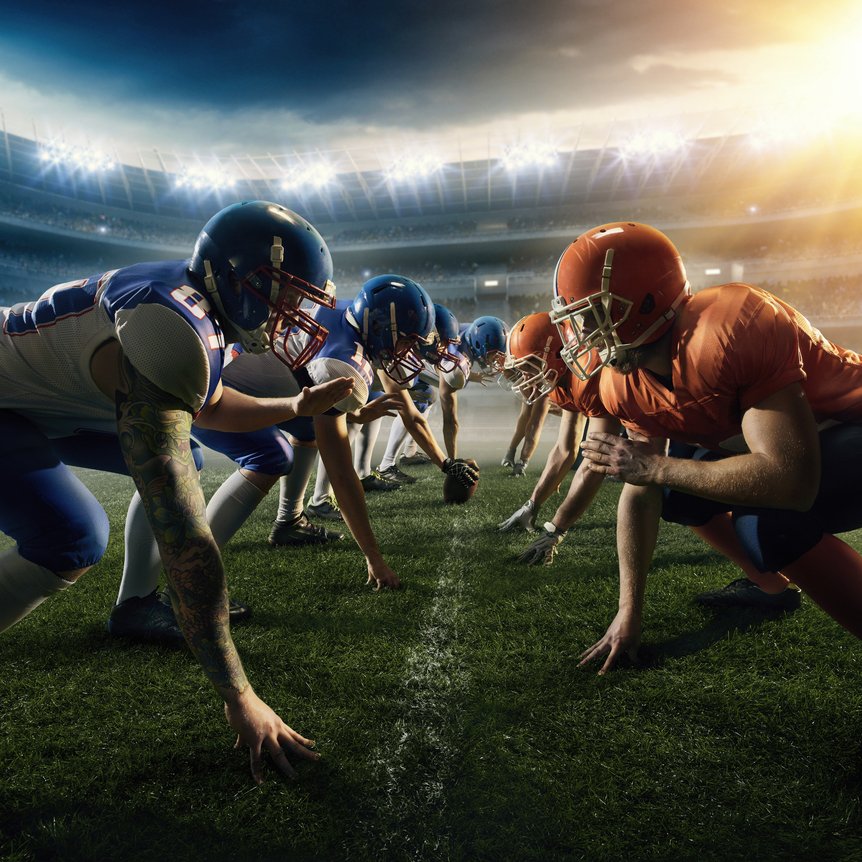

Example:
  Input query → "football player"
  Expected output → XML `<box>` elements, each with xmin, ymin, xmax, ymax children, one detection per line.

<box><xmin>223</xmin><ymin>275</ymin><xmax>480</xmax><ymax>586</ymax></box>
<box><xmin>433</xmin><ymin>314</ymin><xmax>510</xmax><ymax>461</ymax></box>
<box><xmin>497</xmin><ymin>313</ymin><xmax>598</xmax><ymax>545</ymax></box>
<box><xmin>374</xmin><ymin>302</ymin><xmax>458</xmax><ymax>482</ymax></box>
<box><xmin>500</xmin><ymin>388</ymin><xmax>553</xmax><ymax>477</ymax></box>
<box><xmin>548</xmin><ymin>222</ymin><xmax>862</xmax><ymax>673</ymax></box>
<box><xmin>0</xmin><ymin>200</ymin><xmax>353</xmax><ymax>782</ymax></box>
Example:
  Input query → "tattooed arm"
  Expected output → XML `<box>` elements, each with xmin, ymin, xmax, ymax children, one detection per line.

<box><xmin>116</xmin><ymin>360</ymin><xmax>319</xmax><ymax>783</ymax></box>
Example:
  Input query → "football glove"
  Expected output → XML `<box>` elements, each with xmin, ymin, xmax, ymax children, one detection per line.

<box><xmin>441</xmin><ymin>457</ymin><xmax>479</xmax><ymax>488</ymax></box>
<box><xmin>517</xmin><ymin>522</ymin><xmax>567</xmax><ymax>566</ymax></box>
<box><xmin>498</xmin><ymin>499</ymin><xmax>537</xmax><ymax>533</ymax></box>
<box><xmin>511</xmin><ymin>459</ymin><xmax>528</xmax><ymax>477</ymax></box>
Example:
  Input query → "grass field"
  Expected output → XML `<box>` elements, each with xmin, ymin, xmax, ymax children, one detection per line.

<box><xmin>2</xmin><ymin>459</ymin><xmax>862</xmax><ymax>862</ymax></box>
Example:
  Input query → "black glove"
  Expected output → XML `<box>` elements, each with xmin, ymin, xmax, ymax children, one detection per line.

<box><xmin>441</xmin><ymin>457</ymin><xmax>479</xmax><ymax>488</ymax></box>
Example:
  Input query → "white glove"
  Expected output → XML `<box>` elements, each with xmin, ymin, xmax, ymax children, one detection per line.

<box><xmin>517</xmin><ymin>522</ymin><xmax>567</xmax><ymax>566</ymax></box>
<box><xmin>498</xmin><ymin>499</ymin><xmax>537</xmax><ymax>532</ymax></box>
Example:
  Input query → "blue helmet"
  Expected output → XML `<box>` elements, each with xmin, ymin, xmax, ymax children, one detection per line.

<box><xmin>347</xmin><ymin>274</ymin><xmax>435</xmax><ymax>384</ymax></box>
<box><xmin>420</xmin><ymin>303</ymin><xmax>461</xmax><ymax>373</ymax></box>
<box><xmin>190</xmin><ymin>200</ymin><xmax>336</xmax><ymax>368</ymax></box>
<box><xmin>463</xmin><ymin>316</ymin><xmax>510</xmax><ymax>373</ymax></box>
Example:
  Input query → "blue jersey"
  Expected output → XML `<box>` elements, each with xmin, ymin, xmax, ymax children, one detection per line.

<box><xmin>288</xmin><ymin>300</ymin><xmax>376</xmax><ymax>413</ymax></box>
<box><xmin>0</xmin><ymin>260</ymin><xmax>226</xmax><ymax>437</ymax></box>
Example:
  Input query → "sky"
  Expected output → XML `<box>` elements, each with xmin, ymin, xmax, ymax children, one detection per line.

<box><xmin>0</xmin><ymin>0</ymin><xmax>860</xmax><ymax>167</ymax></box>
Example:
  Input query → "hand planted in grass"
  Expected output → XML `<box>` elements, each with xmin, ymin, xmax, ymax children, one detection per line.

<box><xmin>366</xmin><ymin>557</ymin><xmax>401</xmax><ymax>590</ymax></box>
<box><xmin>577</xmin><ymin>609</ymin><xmax>642</xmax><ymax>675</ymax></box>
<box><xmin>224</xmin><ymin>688</ymin><xmax>319</xmax><ymax>784</ymax></box>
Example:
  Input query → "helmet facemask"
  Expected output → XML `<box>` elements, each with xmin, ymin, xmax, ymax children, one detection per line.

<box><xmin>360</xmin><ymin>301</ymin><xmax>431</xmax><ymax>386</ymax></box>
<box><xmin>551</xmin><ymin>248</ymin><xmax>685</xmax><ymax>381</ymax></box>
<box><xmin>204</xmin><ymin>253</ymin><xmax>336</xmax><ymax>370</ymax></box>
<box><xmin>504</xmin><ymin>337</ymin><xmax>560</xmax><ymax>404</ymax></box>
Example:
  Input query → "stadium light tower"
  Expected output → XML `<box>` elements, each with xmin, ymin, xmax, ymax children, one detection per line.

<box><xmin>281</xmin><ymin>161</ymin><xmax>337</xmax><ymax>191</ymax></box>
<box><xmin>174</xmin><ymin>162</ymin><xmax>237</xmax><ymax>191</ymax></box>
<box><xmin>38</xmin><ymin>140</ymin><xmax>115</xmax><ymax>173</ymax></box>
<box><xmin>501</xmin><ymin>141</ymin><xmax>558</xmax><ymax>171</ymax></box>
<box><xmin>385</xmin><ymin>154</ymin><xmax>443</xmax><ymax>182</ymax></box>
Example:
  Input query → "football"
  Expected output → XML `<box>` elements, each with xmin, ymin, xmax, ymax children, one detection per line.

<box><xmin>443</xmin><ymin>471</ymin><xmax>479</xmax><ymax>504</ymax></box>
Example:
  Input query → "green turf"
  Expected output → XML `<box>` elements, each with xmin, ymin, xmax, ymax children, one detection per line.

<box><xmin>1</xmin><ymin>464</ymin><xmax>861</xmax><ymax>862</ymax></box>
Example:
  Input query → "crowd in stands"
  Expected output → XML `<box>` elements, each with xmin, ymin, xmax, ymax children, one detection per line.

<box><xmin>331</xmin><ymin>220</ymin><xmax>478</xmax><ymax>244</ymax></box>
<box><xmin>0</xmin><ymin>188</ymin><xmax>194</xmax><ymax>246</ymax></box>
<box><xmin>769</xmin><ymin>275</ymin><xmax>862</xmax><ymax>320</ymax></box>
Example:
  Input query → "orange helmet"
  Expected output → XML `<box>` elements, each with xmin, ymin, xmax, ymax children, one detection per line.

<box><xmin>550</xmin><ymin>222</ymin><xmax>689</xmax><ymax>379</ymax></box>
<box><xmin>504</xmin><ymin>313</ymin><xmax>568</xmax><ymax>403</ymax></box>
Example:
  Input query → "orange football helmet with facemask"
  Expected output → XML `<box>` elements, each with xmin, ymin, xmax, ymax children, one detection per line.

<box><xmin>550</xmin><ymin>222</ymin><xmax>690</xmax><ymax>380</ymax></box>
<box><xmin>504</xmin><ymin>312</ymin><xmax>569</xmax><ymax>404</ymax></box>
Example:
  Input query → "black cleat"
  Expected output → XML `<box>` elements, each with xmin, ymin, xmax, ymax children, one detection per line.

<box><xmin>400</xmin><ymin>453</ymin><xmax>431</xmax><ymax>466</ymax></box>
<box><xmin>378</xmin><ymin>465</ymin><xmax>417</xmax><ymax>485</ymax></box>
<box><xmin>108</xmin><ymin>590</ymin><xmax>185</xmax><ymax>647</ymax></box>
<box><xmin>694</xmin><ymin>577</ymin><xmax>802</xmax><ymax>611</ymax></box>
<box><xmin>360</xmin><ymin>471</ymin><xmax>401</xmax><ymax>493</ymax></box>
<box><xmin>269</xmin><ymin>513</ymin><xmax>344</xmax><ymax>546</ymax></box>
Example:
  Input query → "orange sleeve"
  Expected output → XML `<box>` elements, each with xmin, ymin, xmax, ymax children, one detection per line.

<box><xmin>733</xmin><ymin>296</ymin><xmax>806</xmax><ymax>412</ymax></box>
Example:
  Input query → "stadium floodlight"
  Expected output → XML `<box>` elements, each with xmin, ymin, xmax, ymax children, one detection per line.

<box><xmin>385</xmin><ymin>154</ymin><xmax>443</xmax><ymax>182</ymax></box>
<box><xmin>281</xmin><ymin>162</ymin><xmax>337</xmax><ymax>191</ymax></box>
<box><xmin>501</xmin><ymin>141</ymin><xmax>558</xmax><ymax>171</ymax></box>
<box><xmin>174</xmin><ymin>163</ymin><xmax>237</xmax><ymax>191</ymax></box>
<box><xmin>619</xmin><ymin>131</ymin><xmax>687</xmax><ymax>160</ymax></box>
<box><xmin>38</xmin><ymin>140</ymin><xmax>115</xmax><ymax>172</ymax></box>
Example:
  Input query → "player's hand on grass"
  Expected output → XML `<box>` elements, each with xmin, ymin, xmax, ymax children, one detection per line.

<box><xmin>292</xmin><ymin>377</ymin><xmax>354</xmax><ymax>417</ymax></box>
<box><xmin>351</xmin><ymin>393</ymin><xmax>403</xmax><ymax>424</ymax></box>
<box><xmin>366</xmin><ymin>557</ymin><xmax>401</xmax><ymax>590</ymax></box>
<box><xmin>498</xmin><ymin>499</ymin><xmax>537</xmax><ymax>532</ymax></box>
<box><xmin>516</xmin><ymin>523</ymin><xmax>566</xmax><ymax>565</ymax></box>
<box><xmin>224</xmin><ymin>688</ymin><xmax>319</xmax><ymax>785</ymax></box>
<box><xmin>578</xmin><ymin>609</ymin><xmax>642</xmax><ymax>675</ymax></box>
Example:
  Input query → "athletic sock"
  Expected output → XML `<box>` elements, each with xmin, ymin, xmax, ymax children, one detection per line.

<box><xmin>277</xmin><ymin>445</ymin><xmax>318</xmax><ymax>523</ymax></box>
<box><xmin>379</xmin><ymin>415</ymin><xmax>409</xmax><ymax>471</ymax></box>
<box><xmin>117</xmin><ymin>492</ymin><xmax>163</xmax><ymax>603</ymax></box>
<box><xmin>206</xmin><ymin>470</ymin><xmax>267</xmax><ymax>547</ymax></box>
<box><xmin>690</xmin><ymin>513</ymin><xmax>790</xmax><ymax>594</ymax></box>
<box><xmin>0</xmin><ymin>550</ymin><xmax>72</xmax><ymax>632</ymax></box>
<box><xmin>354</xmin><ymin>417</ymin><xmax>383</xmax><ymax>478</ymax></box>
<box><xmin>781</xmin><ymin>533</ymin><xmax>862</xmax><ymax>639</ymax></box>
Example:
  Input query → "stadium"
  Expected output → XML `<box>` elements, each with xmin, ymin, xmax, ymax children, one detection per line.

<box><xmin>2</xmin><ymin>4</ymin><xmax>862</xmax><ymax>861</ymax></box>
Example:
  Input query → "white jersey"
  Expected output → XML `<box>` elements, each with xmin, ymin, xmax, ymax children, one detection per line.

<box><xmin>0</xmin><ymin>260</ymin><xmax>226</xmax><ymax>438</ymax></box>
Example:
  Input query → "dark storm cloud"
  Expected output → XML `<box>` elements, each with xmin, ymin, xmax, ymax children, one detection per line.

<box><xmin>0</xmin><ymin>0</ymin><xmax>820</xmax><ymax>129</ymax></box>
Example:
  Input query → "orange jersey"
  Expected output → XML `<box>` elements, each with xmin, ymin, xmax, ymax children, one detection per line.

<box><xmin>549</xmin><ymin>367</ymin><xmax>607</xmax><ymax>417</ymax></box>
<box><xmin>598</xmin><ymin>283</ymin><xmax>862</xmax><ymax>451</ymax></box>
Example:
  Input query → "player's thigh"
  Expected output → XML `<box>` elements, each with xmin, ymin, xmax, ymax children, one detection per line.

<box><xmin>193</xmin><ymin>425</ymin><xmax>293</xmax><ymax>475</ymax></box>
<box><xmin>812</xmin><ymin>422</ymin><xmax>862</xmax><ymax>533</ymax></box>
<box><xmin>0</xmin><ymin>411</ymin><xmax>109</xmax><ymax>569</ymax></box>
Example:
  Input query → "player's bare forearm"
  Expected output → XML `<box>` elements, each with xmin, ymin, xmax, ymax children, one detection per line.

<box><xmin>440</xmin><ymin>383</ymin><xmax>459</xmax><ymax>459</ymax></box>
<box><xmin>582</xmin><ymin>385</ymin><xmax>819</xmax><ymax>510</ymax></box>
<box><xmin>520</xmin><ymin>398</ymin><xmax>551</xmax><ymax>462</ymax></box>
<box><xmin>530</xmin><ymin>410</ymin><xmax>583</xmax><ymax>508</ymax></box>
<box><xmin>615</xmin><ymin>483</ymin><xmax>663</xmax><ymax>616</ymax></box>
<box><xmin>383</xmin><ymin>376</ymin><xmax>447</xmax><ymax>467</ymax></box>
<box><xmin>553</xmin><ymin>461</ymin><xmax>605</xmax><ymax>530</ymax></box>
<box><xmin>314</xmin><ymin>414</ymin><xmax>384</xmax><ymax>563</ymax></box>
<box><xmin>195</xmin><ymin>378</ymin><xmax>353</xmax><ymax>432</ymax></box>
<box><xmin>116</xmin><ymin>367</ymin><xmax>249</xmax><ymax>698</ymax></box>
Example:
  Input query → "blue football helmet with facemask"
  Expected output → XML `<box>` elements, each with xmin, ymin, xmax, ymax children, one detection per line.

<box><xmin>463</xmin><ymin>315</ymin><xmax>509</xmax><ymax>375</ymax></box>
<box><xmin>189</xmin><ymin>200</ymin><xmax>336</xmax><ymax>369</ymax></box>
<box><xmin>346</xmin><ymin>275</ymin><xmax>435</xmax><ymax>385</ymax></box>
<box><xmin>420</xmin><ymin>303</ymin><xmax>461</xmax><ymax>373</ymax></box>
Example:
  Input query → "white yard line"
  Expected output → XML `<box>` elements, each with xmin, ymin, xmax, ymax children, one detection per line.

<box><xmin>368</xmin><ymin>517</ymin><xmax>470</xmax><ymax>858</ymax></box>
